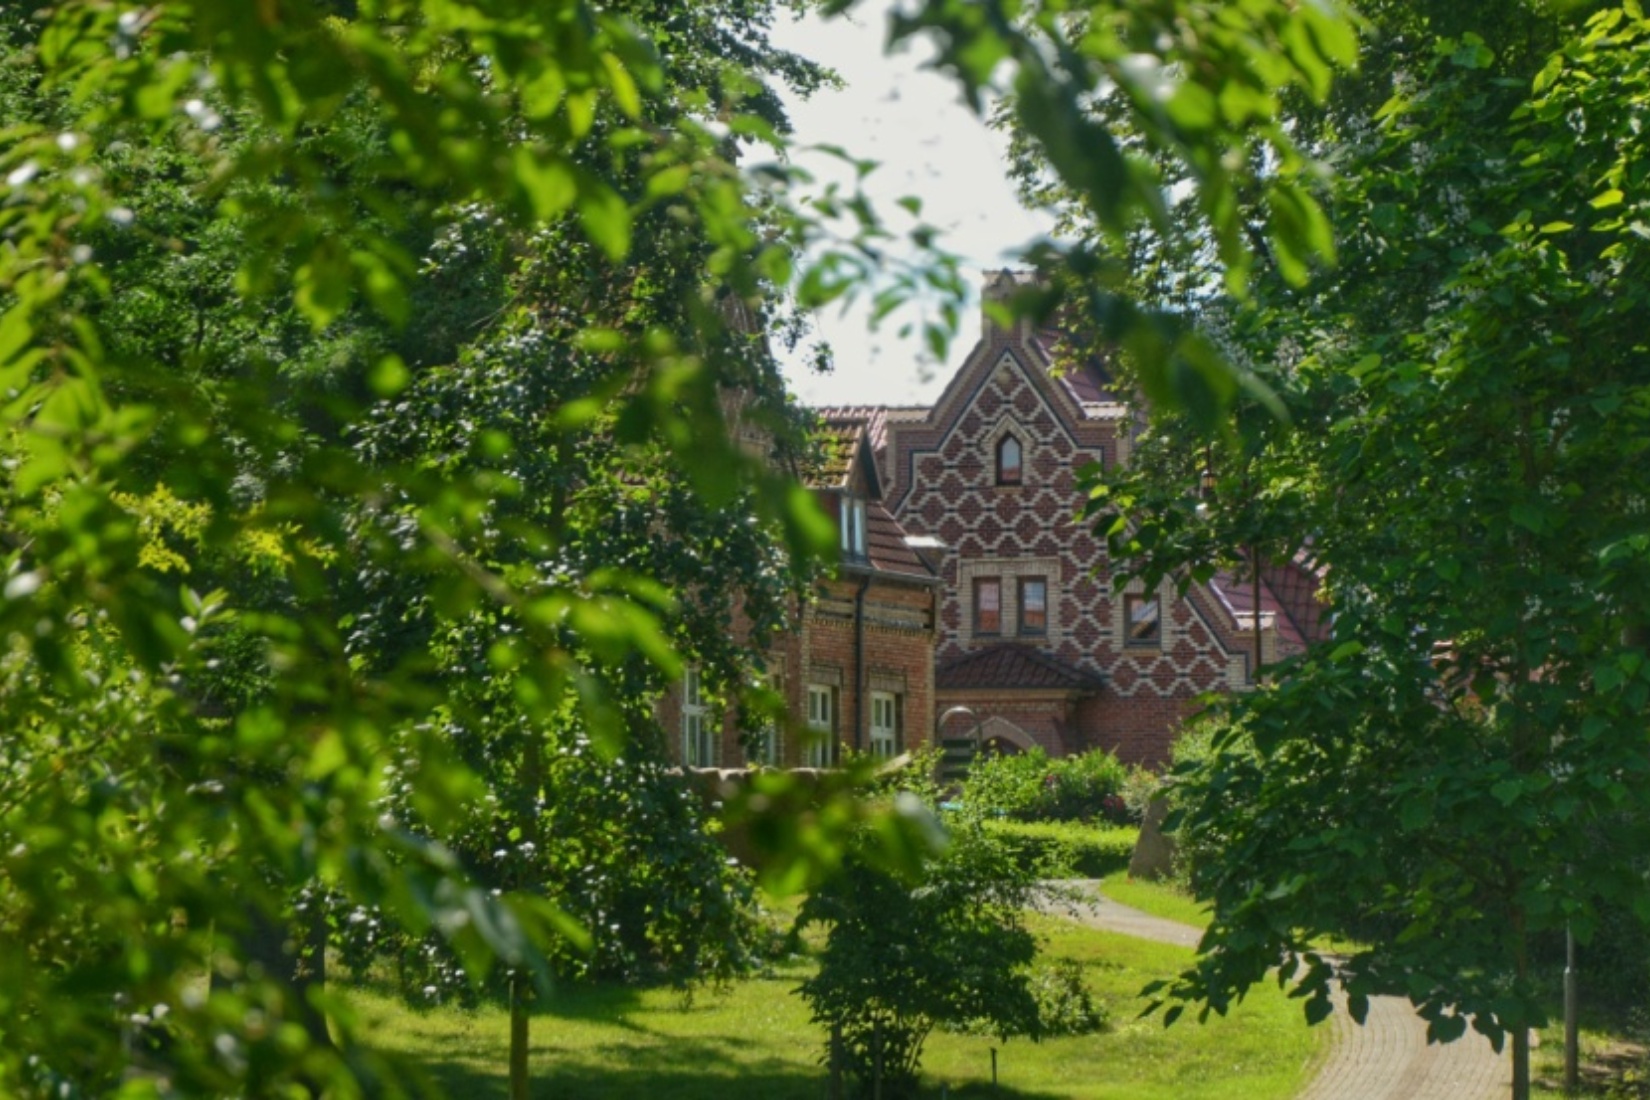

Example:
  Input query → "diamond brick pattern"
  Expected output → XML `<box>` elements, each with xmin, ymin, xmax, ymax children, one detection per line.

<box><xmin>813</xmin><ymin>274</ymin><xmax>1330</xmax><ymax>765</ymax></box>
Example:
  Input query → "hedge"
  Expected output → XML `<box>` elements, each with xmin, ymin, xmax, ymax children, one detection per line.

<box><xmin>983</xmin><ymin>820</ymin><xmax>1139</xmax><ymax>879</ymax></box>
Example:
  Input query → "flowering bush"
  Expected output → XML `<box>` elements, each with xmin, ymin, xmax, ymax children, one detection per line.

<box><xmin>962</xmin><ymin>748</ymin><xmax>1147</xmax><ymax>824</ymax></box>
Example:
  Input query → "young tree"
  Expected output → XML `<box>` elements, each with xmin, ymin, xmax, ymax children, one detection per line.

<box><xmin>797</xmin><ymin>804</ymin><xmax>1041</xmax><ymax>1099</ymax></box>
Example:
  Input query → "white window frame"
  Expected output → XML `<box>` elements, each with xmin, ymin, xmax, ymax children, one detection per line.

<box><xmin>682</xmin><ymin>667</ymin><xmax>714</xmax><ymax>766</ymax></box>
<box><xmin>805</xmin><ymin>684</ymin><xmax>835</xmax><ymax>768</ymax></box>
<box><xmin>869</xmin><ymin>691</ymin><xmax>899</xmax><ymax>759</ymax></box>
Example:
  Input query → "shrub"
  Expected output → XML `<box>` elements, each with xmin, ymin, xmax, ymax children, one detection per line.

<box><xmin>944</xmin><ymin>958</ymin><xmax>1108</xmax><ymax>1038</ymax></box>
<box><xmin>1120</xmin><ymin>765</ymin><xmax>1165</xmax><ymax>824</ymax></box>
<box><xmin>1028</xmin><ymin>959</ymin><xmax>1110</xmax><ymax>1036</ymax></box>
<box><xmin>982</xmin><ymin>820</ymin><xmax>1138</xmax><ymax>879</ymax></box>
<box><xmin>961</xmin><ymin>748</ymin><xmax>1145</xmax><ymax>825</ymax></box>
<box><xmin>960</xmin><ymin>747</ymin><xmax>1054</xmax><ymax>819</ymax></box>
<box><xmin>796</xmin><ymin>814</ymin><xmax>1041</xmax><ymax>1099</ymax></box>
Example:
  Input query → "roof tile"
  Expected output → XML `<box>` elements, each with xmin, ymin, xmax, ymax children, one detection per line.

<box><xmin>936</xmin><ymin>644</ymin><xmax>1104</xmax><ymax>692</ymax></box>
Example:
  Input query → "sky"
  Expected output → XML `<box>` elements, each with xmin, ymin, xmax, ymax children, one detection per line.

<box><xmin>766</xmin><ymin>4</ymin><xmax>1054</xmax><ymax>408</ymax></box>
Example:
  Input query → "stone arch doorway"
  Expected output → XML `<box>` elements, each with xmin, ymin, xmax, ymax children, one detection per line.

<box><xmin>976</xmin><ymin>715</ymin><xmax>1037</xmax><ymax>756</ymax></box>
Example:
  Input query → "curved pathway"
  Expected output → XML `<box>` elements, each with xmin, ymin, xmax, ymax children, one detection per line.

<box><xmin>1046</xmin><ymin>881</ymin><xmax>1511</xmax><ymax>1100</ymax></box>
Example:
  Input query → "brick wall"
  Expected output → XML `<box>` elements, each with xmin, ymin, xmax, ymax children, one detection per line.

<box><xmin>884</xmin><ymin>317</ymin><xmax>1259</xmax><ymax>766</ymax></box>
<box><xmin>657</xmin><ymin>571</ymin><xmax>937</xmax><ymax>769</ymax></box>
<box><xmin>787</xmin><ymin>575</ymin><xmax>936</xmax><ymax>761</ymax></box>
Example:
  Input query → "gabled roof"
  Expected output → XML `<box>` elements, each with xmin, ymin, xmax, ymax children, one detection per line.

<box><xmin>936</xmin><ymin>644</ymin><xmax>1105</xmax><ymax>693</ymax></box>
<box><xmin>1210</xmin><ymin>552</ymin><xmax>1329</xmax><ymax>651</ymax></box>
<box><xmin>805</xmin><ymin>411</ymin><xmax>886</xmax><ymax>499</ymax></box>
<box><xmin>814</xmin><ymin>404</ymin><xmax>925</xmax><ymax>454</ymax></box>
<box><xmin>863</xmin><ymin>502</ymin><xmax>935</xmax><ymax>581</ymax></box>
<box><xmin>1030</xmin><ymin>328</ymin><xmax>1128</xmax><ymax>411</ymax></box>
<box><xmin>807</xmin><ymin>408</ymin><xmax>936</xmax><ymax>584</ymax></box>
<box><xmin>808</xmin><ymin>418</ymin><xmax>863</xmax><ymax>489</ymax></box>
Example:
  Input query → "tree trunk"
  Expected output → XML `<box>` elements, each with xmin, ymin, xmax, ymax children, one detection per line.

<box><xmin>510</xmin><ymin>726</ymin><xmax>546</xmax><ymax>1100</ymax></box>
<box><xmin>1512</xmin><ymin>904</ymin><xmax>1531</xmax><ymax>1100</ymax></box>
<box><xmin>295</xmin><ymin>893</ymin><xmax>332</xmax><ymax>1050</ymax></box>
<box><xmin>1511</xmin><ymin>1026</ymin><xmax>1530</xmax><ymax>1100</ymax></box>
<box><xmin>510</xmin><ymin>973</ymin><xmax>531</xmax><ymax>1100</ymax></box>
<box><xmin>829</xmin><ymin>1021</ymin><xmax>844</xmax><ymax>1100</ymax></box>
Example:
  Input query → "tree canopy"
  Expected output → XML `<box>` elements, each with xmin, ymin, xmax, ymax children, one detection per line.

<box><xmin>1039</xmin><ymin>2</ymin><xmax>1650</xmax><ymax>1096</ymax></box>
<box><xmin>0</xmin><ymin>0</ymin><xmax>1371</xmax><ymax>1093</ymax></box>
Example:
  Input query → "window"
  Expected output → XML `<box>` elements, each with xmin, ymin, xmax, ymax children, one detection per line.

<box><xmin>805</xmin><ymin>684</ymin><xmax>835</xmax><ymax>767</ymax></box>
<box><xmin>1125</xmin><ymin>594</ymin><xmax>1161</xmax><ymax>647</ymax></box>
<box><xmin>870</xmin><ymin>691</ymin><xmax>900</xmax><ymax>759</ymax></box>
<box><xmin>840</xmin><ymin>496</ymin><xmax>867</xmax><ymax>559</ymax></box>
<box><xmin>745</xmin><ymin>675</ymin><xmax>782</xmax><ymax>766</ymax></box>
<box><xmin>682</xmin><ymin>667</ymin><xmax>714</xmax><ymax>766</ymax></box>
<box><xmin>1019</xmin><ymin>578</ymin><xmax>1048</xmax><ymax>635</ymax></box>
<box><xmin>996</xmin><ymin>434</ymin><xmax>1023</xmax><ymax>485</ymax></box>
<box><xmin>974</xmin><ymin>577</ymin><xmax>1002</xmax><ymax>635</ymax></box>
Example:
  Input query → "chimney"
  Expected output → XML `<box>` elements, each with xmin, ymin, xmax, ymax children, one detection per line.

<box><xmin>981</xmin><ymin>269</ymin><xmax>1039</xmax><ymax>341</ymax></box>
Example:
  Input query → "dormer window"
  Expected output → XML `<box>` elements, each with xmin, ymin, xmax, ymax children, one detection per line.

<box><xmin>996</xmin><ymin>435</ymin><xmax>1023</xmax><ymax>485</ymax></box>
<box><xmin>840</xmin><ymin>495</ymin><xmax>868</xmax><ymax>560</ymax></box>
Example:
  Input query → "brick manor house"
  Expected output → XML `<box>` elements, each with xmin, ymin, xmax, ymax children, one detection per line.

<box><xmin>665</xmin><ymin>271</ymin><xmax>1325</xmax><ymax>769</ymax></box>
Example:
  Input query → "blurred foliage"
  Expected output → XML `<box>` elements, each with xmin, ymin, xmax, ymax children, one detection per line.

<box><xmin>0</xmin><ymin>0</ymin><xmax>1370</xmax><ymax>1093</ymax></box>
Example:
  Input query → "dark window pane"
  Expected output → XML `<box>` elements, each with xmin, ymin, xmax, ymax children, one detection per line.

<box><xmin>1126</xmin><ymin>594</ymin><xmax>1161</xmax><ymax>645</ymax></box>
<box><xmin>1021</xmin><ymin>578</ymin><xmax>1047</xmax><ymax>633</ymax></box>
<box><xmin>976</xmin><ymin>578</ymin><xmax>1001</xmax><ymax>634</ymax></box>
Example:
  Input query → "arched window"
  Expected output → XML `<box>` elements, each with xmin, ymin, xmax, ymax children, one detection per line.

<box><xmin>996</xmin><ymin>434</ymin><xmax>1023</xmax><ymax>485</ymax></box>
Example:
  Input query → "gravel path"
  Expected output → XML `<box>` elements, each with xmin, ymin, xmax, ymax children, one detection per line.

<box><xmin>1046</xmin><ymin>881</ymin><xmax>1511</xmax><ymax>1100</ymax></box>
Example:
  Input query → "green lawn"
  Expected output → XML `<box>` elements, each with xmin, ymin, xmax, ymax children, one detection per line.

<box><xmin>1097</xmin><ymin>869</ymin><xmax>1212</xmax><ymax>929</ymax></box>
<box><xmin>353</xmin><ymin>910</ymin><xmax>1325</xmax><ymax>1099</ymax></box>
<box><xmin>1095</xmin><ymin>871</ymin><xmax>1368</xmax><ymax>957</ymax></box>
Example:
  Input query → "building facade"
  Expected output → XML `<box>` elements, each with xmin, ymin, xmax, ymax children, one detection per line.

<box><xmin>659</xmin><ymin>412</ymin><xmax>941</xmax><ymax>769</ymax></box>
<box><xmin>818</xmin><ymin>272</ymin><xmax>1325</xmax><ymax>765</ymax></box>
<box><xmin>662</xmin><ymin>271</ymin><xmax>1323</xmax><ymax>770</ymax></box>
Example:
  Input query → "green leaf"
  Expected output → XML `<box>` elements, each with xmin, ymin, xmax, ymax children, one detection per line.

<box><xmin>577</xmin><ymin>180</ymin><xmax>633</xmax><ymax>261</ymax></box>
<box><xmin>600</xmin><ymin>52</ymin><xmax>642</xmax><ymax>119</ymax></box>
<box><xmin>1329</xmin><ymin>641</ymin><xmax>1365</xmax><ymax>662</ymax></box>
<box><xmin>369</xmin><ymin>355</ymin><xmax>410</xmax><ymax>398</ymax></box>
<box><xmin>512</xmin><ymin>148</ymin><xmax>578</xmax><ymax>221</ymax></box>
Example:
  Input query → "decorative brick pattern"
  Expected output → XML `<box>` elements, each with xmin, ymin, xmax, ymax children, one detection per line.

<box><xmin>856</xmin><ymin>275</ymin><xmax>1310</xmax><ymax>765</ymax></box>
<box><xmin>663</xmin><ymin>276</ymin><xmax>1322</xmax><ymax>770</ymax></box>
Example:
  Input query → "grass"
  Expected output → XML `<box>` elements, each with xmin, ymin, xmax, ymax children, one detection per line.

<box><xmin>353</xmin><ymin>909</ymin><xmax>1326</xmax><ymax>1099</ymax></box>
<box><xmin>1531</xmin><ymin>1013</ymin><xmax>1649</xmax><ymax>1098</ymax></box>
<box><xmin>1097</xmin><ymin>869</ymin><xmax>1211</xmax><ymax>929</ymax></box>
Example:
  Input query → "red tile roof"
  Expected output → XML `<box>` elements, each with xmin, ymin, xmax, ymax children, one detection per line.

<box><xmin>1210</xmin><ymin>554</ymin><xmax>1329</xmax><ymax>650</ymax></box>
<box><xmin>936</xmin><ymin>644</ymin><xmax>1105</xmax><ymax>692</ymax></box>
<box><xmin>863</xmin><ymin>502</ymin><xmax>936</xmax><ymax>581</ymax></box>
<box><xmin>810</xmin><ymin>407</ymin><xmax>937</xmax><ymax>583</ymax></box>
